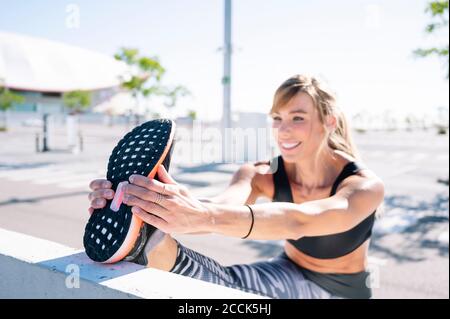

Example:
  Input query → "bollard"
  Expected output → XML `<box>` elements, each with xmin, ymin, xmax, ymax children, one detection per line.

<box><xmin>42</xmin><ymin>113</ymin><xmax>50</xmax><ymax>152</ymax></box>
<box><xmin>35</xmin><ymin>133</ymin><xmax>40</xmax><ymax>153</ymax></box>
<box><xmin>79</xmin><ymin>133</ymin><xmax>83</xmax><ymax>152</ymax></box>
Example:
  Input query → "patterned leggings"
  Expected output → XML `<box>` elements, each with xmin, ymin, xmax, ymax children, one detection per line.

<box><xmin>169</xmin><ymin>241</ymin><xmax>340</xmax><ymax>299</ymax></box>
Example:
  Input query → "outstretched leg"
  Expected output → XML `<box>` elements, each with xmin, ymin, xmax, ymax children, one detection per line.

<box><xmin>147</xmin><ymin>240</ymin><xmax>337</xmax><ymax>299</ymax></box>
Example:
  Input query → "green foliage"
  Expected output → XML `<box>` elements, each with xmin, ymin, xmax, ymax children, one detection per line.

<box><xmin>0</xmin><ymin>86</ymin><xmax>25</xmax><ymax>112</ymax></box>
<box><xmin>0</xmin><ymin>84</ymin><xmax>25</xmax><ymax>130</ymax></box>
<box><xmin>62</xmin><ymin>90</ymin><xmax>92</xmax><ymax>114</ymax></box>
<box><xmin>114</xmin><ymin>47</ymin><xmax>191</xmax><ymax>116</ymax></box>
<box><xmin>115</xmin><ymin>47</ymin><xmax>165</xmax><ymax>96</ymax></box>
<box><xmin>114</xmin><ymin>47</ymin><xmax>139</xmax><ymax>65</ymax></box>
<box><xmin>138</xmin><ymin>56</ymin><xmax>165</xmax><ymax>81</ymax></box>
<box><xmin>187</xmin><ymin>109</ymin><xmax>197</xmax><ymax>120</ymax></box>
<box><xmin>414</xmin><ymin>1</ymin><xmax>449</xmax><ymax>78</ymax></box>
<box><xmin>163</xmin><ymin>86</ymin><xmax>191</xmax><ymax>108</ymax></box>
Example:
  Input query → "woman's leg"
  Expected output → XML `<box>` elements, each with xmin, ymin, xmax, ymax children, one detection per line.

<box><xmin>165</xmin><ymin>240</ymin><xmax>337</xmax><ymax>299</ymax></box>
<box><xmin>144</xmin><ymin>235</ymin><xmax>339</xmax><ymax>299</ymax></box>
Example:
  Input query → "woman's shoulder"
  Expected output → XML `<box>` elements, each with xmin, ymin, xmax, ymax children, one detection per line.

<box><xmin>235</xmin><ymin>160</ymin><xmax>272</xmax><ymax>176</ymax></box>
<box><xmin>333</xmin><ymin>150</ymin><xmax>378</xmax><ymax>179</ymax></box>
<box><xmin>251</xmin><ymin>160</ymin><xmax>277</xmax><ymax>198</ymax></box>
<box><xmin>234</xmin><ymin>161</ymin><xmax>275</xmax><ymax>182</ymax></box>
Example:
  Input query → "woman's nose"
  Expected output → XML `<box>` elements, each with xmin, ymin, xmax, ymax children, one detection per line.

<box><xmin>277</xmin><ymin>121</ymin><xmax>291</xmax><ymax>133</ymax></box>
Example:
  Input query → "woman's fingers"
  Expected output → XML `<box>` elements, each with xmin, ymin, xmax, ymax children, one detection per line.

<box><xmin>122</xmin><ymin>184</ymin><xmax>153</xmax><ymax>201</ymax></box>
<box><xmin>131</xmin><ymin>206</ymin><xmax>169</xmax><ymax>231</ymax></box>
<box><xmin>88</xmin><ymin>189</ymin><xmax>115</xmax><ymax>202</ymax></box>
<box><xmin>89</xmin><ymin>179</ymin><xmax>112</xmax><ymax>191</ymax></box>
<box><xmin>123</xmin><ymin>184</ymin><xmax>177</xmax><ymax>212</ymax></box>
<box><xmin>88</xmin><ymin>179</ymin><xmax>112</xmax><ymax>215</ymax></box>
<box><xmin>90</xmin><ymin>198</ymin><xmax>107</xmax><ymax>209</ymax></box>
<box><xmin>123</xmin><ymin>194</ymin><xmax>170</xmax><ymax>219</ymax></box>
<box><xmin>129</xmin><ymin>169</ymin><xmax>182</xmax><ymax>196</ymax></box>
<box><xmin>157</xmin><ymin>165</ymin><xmax>177</xmax><ymax>184</ymax></box>
<box><xmin>128</xmin><ymin>174</ymin><xmax>177</xmax><ymax>196</ymax></box>
<box><xmin>124</xmin><ymin>183</ymin><xmax>171</xmax><ymax>203</ymax></box>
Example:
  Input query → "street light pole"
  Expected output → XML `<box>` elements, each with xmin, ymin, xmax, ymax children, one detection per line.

<box><xmin>222</xmin><ymin>0</ymin><xmax>232</xmax><ymax>162</ymax></box>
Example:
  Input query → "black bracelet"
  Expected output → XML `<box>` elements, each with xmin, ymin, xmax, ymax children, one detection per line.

<box><xmin>242</xmin><ymin>204</ymin><xmax>254</xmax><ymax>239</ymax></box>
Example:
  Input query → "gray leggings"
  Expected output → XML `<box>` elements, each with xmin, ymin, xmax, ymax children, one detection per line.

<box><xmin>169</xmin><ymin>241</ymin><xmax>341</xmax><ymax>299</ymax></box>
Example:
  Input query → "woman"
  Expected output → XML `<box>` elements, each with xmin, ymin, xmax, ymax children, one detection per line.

<box><xmin>88</xmin><ymin>74</ymin><xmax>384</xmax><ymax>299</ymax></box>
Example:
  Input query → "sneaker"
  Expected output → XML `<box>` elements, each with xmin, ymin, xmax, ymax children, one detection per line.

<box><xmin>83</xmin><ymin>119</ymin><xmax>176</xmax><ymax>264</ymax></box>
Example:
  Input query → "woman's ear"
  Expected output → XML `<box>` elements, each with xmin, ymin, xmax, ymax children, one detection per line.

<box><xmin>325</xmin><ymin>114</ymin><xmax>337</xmax><ymax>133</ymax></box>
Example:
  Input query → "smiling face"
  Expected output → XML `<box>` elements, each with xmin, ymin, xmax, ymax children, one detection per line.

<box><xmin>271</xmin><ymin>92</ymin><xmax>330</xmax><ymax>163</ymax></box>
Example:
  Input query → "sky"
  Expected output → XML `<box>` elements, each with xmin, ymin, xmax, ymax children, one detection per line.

<box><xmin>0</xmin><ymin>0</ymin><xmax>448</xmax><ymax>121</ymax></box>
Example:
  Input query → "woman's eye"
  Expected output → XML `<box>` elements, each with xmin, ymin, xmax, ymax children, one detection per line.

<box><xmin>272</xmin><ymin>117</ymin><xmax>281</xmax><ymax>121</ymax></box>
<box><xmin>293</xmin><ymin>117</ymin><xmax>304</xmax><ymax>121</ymax></box>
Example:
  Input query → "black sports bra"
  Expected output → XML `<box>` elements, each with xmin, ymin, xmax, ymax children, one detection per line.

<box><xmin>271</xmin><ymin>156</ymin><xmax>376</xmax><ymax>259</ymax></box>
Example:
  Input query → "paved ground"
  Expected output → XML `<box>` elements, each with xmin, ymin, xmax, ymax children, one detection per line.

<box><xmin>0</xmin><ymin>119</ymin><xmax>448</xmax><ymax>298</ymax></box>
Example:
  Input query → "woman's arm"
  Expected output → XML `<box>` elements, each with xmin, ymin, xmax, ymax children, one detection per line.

<box><xmin>123</xmin><ymin>165</ymin><xmax>384</xmax><ymax>241</ymax></box>
<box><xmin>165</xmin><ymin>163</ymin><xmax>265</xmax><ymax>235</ymax></box>
<box><xmin>205</xmin><ymin>175</ymin><xmax>385</xmax><ymax>240</ymax></box>
<box><xmin>203</xmin><ymin>163</ymin><xmax>263</xmax><ymax>205</ymax></box>
<box><xmin>122</xmin><ymin>165</ymin><xmax>262</xmax><ymax>235</ymax></box>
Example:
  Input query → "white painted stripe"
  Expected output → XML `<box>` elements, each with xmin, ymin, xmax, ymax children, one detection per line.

<box><xmin>366</xmin><ymin>151</ymin><xmax>385</xmax><ymax>158</ymax></box>
<box><xmin>35</xmin><ymin>173</ymin><xmax>101</xmax><ymax>185</ymax></box>
<box><xmin>7</xmin><ymin>169</ymin><xmax>68</xmax><ymax>181</ymax></box>
<box><xmin>411</xmin><ymin>153</ymin><xmax>427</xmax><ymax>161</ymax></box>
<box><xmin>384</xmin><ymin>165</ymin><xmax>417</xmax><ymax>178</ymax></box>
<box><xmin>438</xmin><ymin>231</ymin><xmax>449</xmax><ymax>245</ymax></box>
<box><xmin>391</xmin><ymin>151</ymin><xmax>407</xmax><ymax>159</ymax></box>
<box><xmin>59</xmin><ymin>177</ymin><xmax>103</xmax><ymax>189</ymax></box>
<box><xmin>0</xmin><ymin>167</ymin><xmax>57</xmax><ymax>178</ymax></box>
<box><xmin>0</xmin><ymin>165</ymin><xmax>105</xmax><ymax>179</ymax></box>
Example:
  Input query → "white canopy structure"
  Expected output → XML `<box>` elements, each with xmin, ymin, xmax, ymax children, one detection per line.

<box><xmin>93</xmin><ymin>92</ymin><xmax>170</xmax><ymax>117</ymax></box>
<box><xmin>93</xmin><ymin>91</ymin><xmax>137</xmax><ymax>115</ymax></box>
<box><xmin>0</xmin><ymin>31</ymin><xmax>129</xmax><ymax>92</ymax></box>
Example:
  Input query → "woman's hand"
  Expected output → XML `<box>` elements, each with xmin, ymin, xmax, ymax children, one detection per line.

<box><xmin>88</xmin><ymin>179</ymin><xmax>115</xmax><ymax>215</ymax></box>
<box><xmin>122</xmin><ymin>166</ymin><xmax>212</xmax><ymax>234</ymax></box>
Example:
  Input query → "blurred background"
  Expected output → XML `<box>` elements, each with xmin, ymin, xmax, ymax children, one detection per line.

<box><xmin>0</xmin><ymin>0</ymin><xmax>448</xmax><ymax>298</ymax></box>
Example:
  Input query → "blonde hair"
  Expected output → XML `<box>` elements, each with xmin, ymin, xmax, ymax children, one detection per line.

<box><xmin>271</xmin><ymin>74</ymin><xmax>360</xmax><ymax>160</ymax></box>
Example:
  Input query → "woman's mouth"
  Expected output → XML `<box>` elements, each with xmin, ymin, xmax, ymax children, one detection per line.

<box><xmin>279</xmin><ymin>141</ymin><xmax>301</xmax><ymax>151</ymax></box>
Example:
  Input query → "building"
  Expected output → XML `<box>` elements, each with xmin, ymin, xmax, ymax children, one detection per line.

<box><xmin>0</xmin><ymin>31</ymin><xmax>129</xmax><ymax>114</ymax></box>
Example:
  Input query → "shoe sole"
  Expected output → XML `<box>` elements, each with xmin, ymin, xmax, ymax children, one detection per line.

<box><xmin>83</xmin><ymin>119</ymin><xmax>176</xmax><ymax>263</ymax></box>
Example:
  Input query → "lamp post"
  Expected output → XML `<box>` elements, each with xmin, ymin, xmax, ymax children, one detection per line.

<box><xmin>222</xmin><ymin>0</ymin><xmax>232</xmax><ymax>162</ymax></box>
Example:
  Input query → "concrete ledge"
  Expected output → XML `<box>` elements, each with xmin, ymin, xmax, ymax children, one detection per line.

<box><xmin>0</xmin><ymin>228</ymin><xmax>265</xmax><ymax>299</ymax></box>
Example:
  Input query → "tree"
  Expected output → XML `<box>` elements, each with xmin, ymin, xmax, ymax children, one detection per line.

<box><xmin>114</xmin><ymin>47</ymin><xmax>190</xmax><ymax>122</ymax></box>
<box><xmin>62</xmin><ymin>90</ymin><xmax>92</xmax><ymax>114</ymax></box>
<box><xmin>163</xmin><ymin>85</ymin><xmax>191</xmax><ymax>109</ymax></box>
<box><xmin>114</xmin><ymin>48</ymin><xmax>165</xmax><ymax>124</ymax></box>
<box><xmin>0</xmin><ymin>84</ymin><xmax>25</xmax><ymax>131</ymax></box>
<box><xmin>414</xmin><ymin>1</ymin><xmax>449</xmax><ymax>78</ymax></box>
